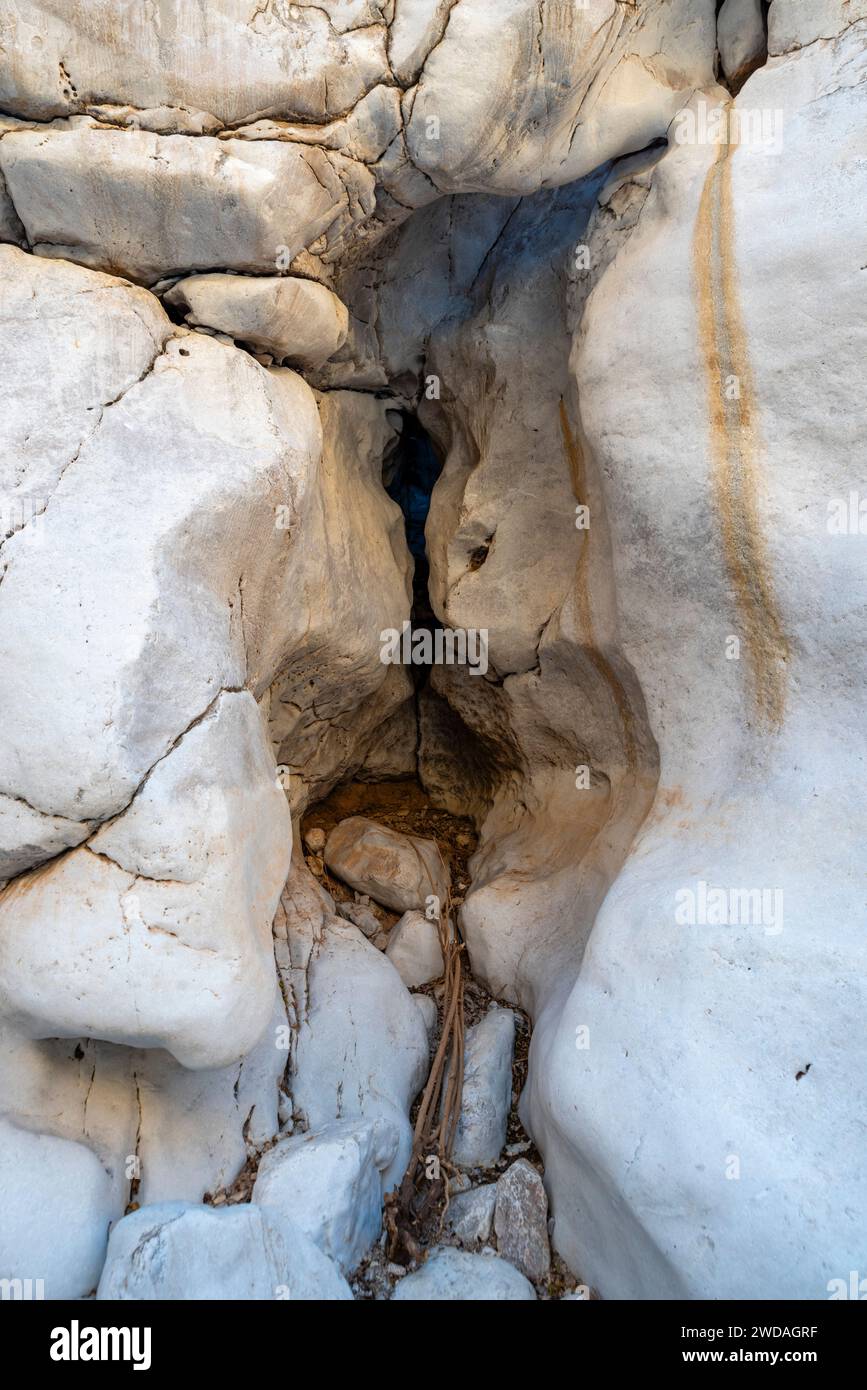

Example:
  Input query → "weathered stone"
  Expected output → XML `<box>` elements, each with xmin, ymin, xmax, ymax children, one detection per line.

<box><xmin>252</xmin><ymin>1117</ymin><xmax>398</xmax><ymax>1274</ymax></box>
<box><xmin>324</xmin><ymin>816</ymin><xmax>449</xmax><ymax>912</ymax></box>
<box><xmin>392</xmin><ymin>1246</ymin><xmax>536</xmax><ymax>1301</ymax></box>
<box><xmin>494</xmin><ymin>1159</ymin><xmax>550</xmax><ymax>1284</ymax></box>
<box><xmin>0</xmin><ymin>129</ymin><xmax>372</xmax><ymax>283</ymax></box>
<box><xmin>385</xmin><ymin>910</ymin><xmax>444</xmax><ymax>987</ymax></box>
<box><xmin>97</xmin><ymin>1201</ymin><xmax>352</xmax><ymax>1300</ymax></box>
<box><xmin>452</xmin><ymin>1007</ymin><xmax>515</xmax><ymax>1168</ymax></box>
<box><xmin>0</xmin><ymin>1117</ymin><xmax>114</xmax><ymax>1300</ymax></box>
<box><xmin>446</xmin><ymin>1183</ymin><xmax>497</xmax><ymax>1246</ymax></box>
<box><xmin>718</xmin><ymin>0</ymin><xmax>766</xmax><ymax>87</ymax></box>
<box><xmin>274</xmin><ymin>855</ymin><xmax>429</xmax><ymax>1193</ymax></box>
<box><xmin>165</xmin><ymin>274</ymin><xmax>349</xmax><ymax>367</ymax></box>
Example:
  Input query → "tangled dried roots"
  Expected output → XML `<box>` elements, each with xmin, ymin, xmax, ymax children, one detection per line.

<box><xmin>385</xmin><ymin>865</ymin><xmax>465</xmax><ymax>1264</ymax></box>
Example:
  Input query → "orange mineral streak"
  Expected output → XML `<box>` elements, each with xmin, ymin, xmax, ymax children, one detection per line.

<box><xmin>693</xmin><ymin>105</ymin><xmax>790</xmax><ymax>730</ymax></box>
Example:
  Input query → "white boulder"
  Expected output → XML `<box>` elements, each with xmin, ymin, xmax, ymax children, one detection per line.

<box><xmin>0</xmin><ymin>1117</ymin><xmax>114</xmax><ymax>1300</ymax></box>
<box><xmin>385</xmin><ymin>910</ymin><xmax>444</xmax><ymax>987</ymax></box>
<box><xmin>452</xmin><ymin>1006</ymin><xmax>515</xmax><ymax>1169</ymax></box>
<box><xmin>0</xmin><ymin>128</ymin><xmax>373</xmax><ymax>283</ymax></box>
<box><xmin>391</xmin><ymin>1246</ymin><xmax>536</xmax><ymax>1301</ymax></box>
<box><xmin>252</xmin><ymin>1117</ymin><xmax>399</xmax><ymax>1274</ymax></box>
<box><xmin>165</xmin><ymin>275</ymin><xmax>349</xmax><ymax>368</ymax></box>
<box><xmin>97</xmin><ymin>1201</ymin><xmax>352</xmax><ymax>1300</ymax></box>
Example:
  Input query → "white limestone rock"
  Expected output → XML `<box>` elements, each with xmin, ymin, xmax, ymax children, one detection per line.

<box><xmin>0</xmin><ymin>255</ymin><xmax>320</xmax><ymax>833</ymax></box>
<box><xmin>0</xmin><ymin>795</ymin><xmax>91</xmax><ymax>881</ymax></box>
<box><xmin>412</xmin><ymin>992</ymin><xmax>439</xmax><ymax>1042</ymax></box>
<box><xmin>385</xmin><ymin>910</ymin><xmax>444</xmax><ymax>987</ymax></box>
<box><xmin>768</xmin><ymin>0</ymin><xmax>867</xmax><ymax>54</ymax></box>
<box><xmin>392</xmin><ymin>1246</ymin><xmax>536</xmax><ymax>1301</ymax></box>
<box><xmin>523</xmin><ymin>27</ymin><xmax>867</xmax><ymax>1300</ymax></box>
<box><xmin>165</xmin><ymin>275</ymin><xmax>349</xmax><ymax>368</ymax></box>
<box><xmin>0</xmin><ymin>692</ymin><xmax>289</xmax><ymax>1070</ymax></box>
<box><xmin>252</xmin><ymin>1117</ymin><xmax>399</xmax><ymax>1274</ymax></box>
<box><xmin>274</xmin><ymin>855</ymin><xmax>430</xmax><ymax>1192</ymax></box>
<box><xmin>446</xmin><ymin>1183</ymin><xmax>497</xmax><ymax>1246</ymax></box>
<box><xmin>452</xmin><ymin>1006</ymin><xmax>515</xmax><ymax>1169</ymax></box>
<box><xmin>96</xmin><ymin>1201</ymin><xmax>352</xmax><ymax>1301</ymax></box>
<box><xmin>324</xmin><ymin>816</ymin><xmax>449</xmax><ymax>912</ymax></box>
<box><xmin>0</xmin><ymin>996</ymin><xmax>288</xmax><ymax>1219</ymax></box>
<box><xmin>405</xmin><ymin>0</ymin><xmax>717</xmax><ymax>195</ymax></box>
<box><xmin>0</xmin><ymin>1117</ymin><xmax>114</xmax><ymax>1300</ymax></box>
<box><xmin>0</xmin><ymin>128</ymin><xmax>373</xmax><ymax>284</ymax></box>
<box><xmin>0</xmin><ymin>1</ymin><xmax>391</xmax><ymax>126</ymax></box>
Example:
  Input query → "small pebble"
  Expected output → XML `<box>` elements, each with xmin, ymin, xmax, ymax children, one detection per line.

<box><xmin>304</xmin><ymin>827</ymin><xmax>326</xmax><ymax>853</ymax></box>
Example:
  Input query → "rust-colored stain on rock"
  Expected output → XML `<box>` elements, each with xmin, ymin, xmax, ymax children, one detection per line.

<box><xmin>693</xmin><ymin>106</ymin><xmax>790</xmax><ymax>730</ymax></box>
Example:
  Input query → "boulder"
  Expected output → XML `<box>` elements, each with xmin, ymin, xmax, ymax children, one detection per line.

<box><xmin>717</xmin><ymin>0</ymin><xmax>766</xmax><ymax>88</ymax></box>
<box><xmin>452</xmin><ymin>1007</ymin><xmax>516</xmax><ymax>1168</ymax></box>
<box><xmin>324</xmin><ymin>816</ymin><xmax>449</xmax><ymax>913</ymax></box>
<box><xmin>0</xmin><ymin>692</ymin><xmax>289</xmax><ymax>1070</ymax></box>
<box><xmin>0</xmin><ymin>128</ymin><xmax>372</xmax><ymax>283</ymax></box>
<box><xmin>0</xmin><ymin>1117</ymin><xmax>114</xmax><ymax>1300</ymax></box>
<box><xmin>385</xmin><ymin>910</ymin><xmax>444</xmax><ymax>987</ymax></box>
<box><xmin>412</xmin><ymin>993</ymin><xmax>439</xmax><ymax>1042</ymax></box>
<box><xmin>336</xmin><ymin>900</ymin><xmax>382</xmax><ymax>938</ymax></box>
<box><xmin>494</xmin><ymin>1159</ymin><xmax>550</xmax><ymax>1284</ymax></box>
<box><xmin>0</xmin><ymin>1</ymin><xmax>390</xmax><ymax>126</ymax></box>
<box><xmin>165</xmin><ymin>275</ymin><xmax>349</xmax><ymax>368</ymax></box>
<box><xmin>405</xmin><ymin>0</ymin><xmax>717</xmax><ymax>195</ymax></box>
<box><xmin>97</xmin><ymin>1201</ymin><xmax>352</xmax><ymax>1300</ymax></box>
<box><xmin>392</xmin><ymin>1246</ymin><xmax>536</xmax><ymax>1301</ymax></box>
<box><xmin>446</xmin><ymin>1183</ymin><xmax>497</xmax><ymax>1246</ymax></box>
<box><xmin>274</xmin><ymin>856</ymin><xmax>430</xmax><ymax>1192</ymax></box>
<box><xmin>252</xmin><ymin>1117</ymin><xmax>399</xmax><ymax>1274</ymax></box>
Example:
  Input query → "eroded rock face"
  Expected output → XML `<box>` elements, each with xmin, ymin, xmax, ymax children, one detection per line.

<box><xmin>97</xmin><ymin>1201</ymin><xmax>352</xmax><ymax>1301</ymax></box>
<box><xmin>523</xmin><ymin>24</ymin><xmax>867</xmax><ymax>1299</ymax></box>
<box><xmin>0</xmin><ymin>0</ymin><xmax>862</xmax><ymax>1308</ymax></box>
<box><xmin>0</xmin><ymin>128</ymin><xmax>373</xmax><ymax>284</ymax></box>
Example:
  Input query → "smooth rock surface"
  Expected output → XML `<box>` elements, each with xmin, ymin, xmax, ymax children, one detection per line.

<box><xmin>274</xmin><ymin>855</ymin><xmax>430</xmax><ymax>1192</ymax></box>
<box><xmin>0</xmin><ymin>128</ymin><xmax>372</xmax><ymax>283</ymax></box>
<box><xmin>717</xmin><ymin>0</ymin><xmax>766</xmax><ymax>87</ymax></box>
<box><xmin>452</xmin><ymin>1007</ymin><xmax>516</xmax><ymax>1168</ymax></box>
<box><xmin>385</xmin><ymin>910</ymin><xmax>444</xmax><ymax>987</ymax></box>
<box><xmin>97</xmin><ymin>1201</ymin><xmax>352</xmax><ymax>1300</ymax></box>
<box><xmin>391</xmin><ymin>1246</ymin><xmax>536</xmax><ymax>1301</ymax></box>
<box><xmin>0</xmin><ymin>1117</ymin><xmax>114</xmax><ymax>1300</ymax></box>
<box><xmin>166</xmin><ymin>274</ymin><xmax>349</xmax><ymax>367</ymax></box>
<box><xmin>252</xmin><ymin>1117</ymin><xmax>398</xmax><ymax>1275</ymax></box>
<box><xmin>324</xmin><ymin>816</ymin><xmax>449</xmax><ymax>913</ymax></box>
<box><xmin>524</xmin><ymin>26</ymin><xmax>867</xmax><ymax>1300</ymax></box>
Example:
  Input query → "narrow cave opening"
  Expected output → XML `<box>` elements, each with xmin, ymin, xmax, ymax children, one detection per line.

<box><xmin>383</xmin><ymin>409</ymin><xmax>443</xmax><ymax>665</ymax></box>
